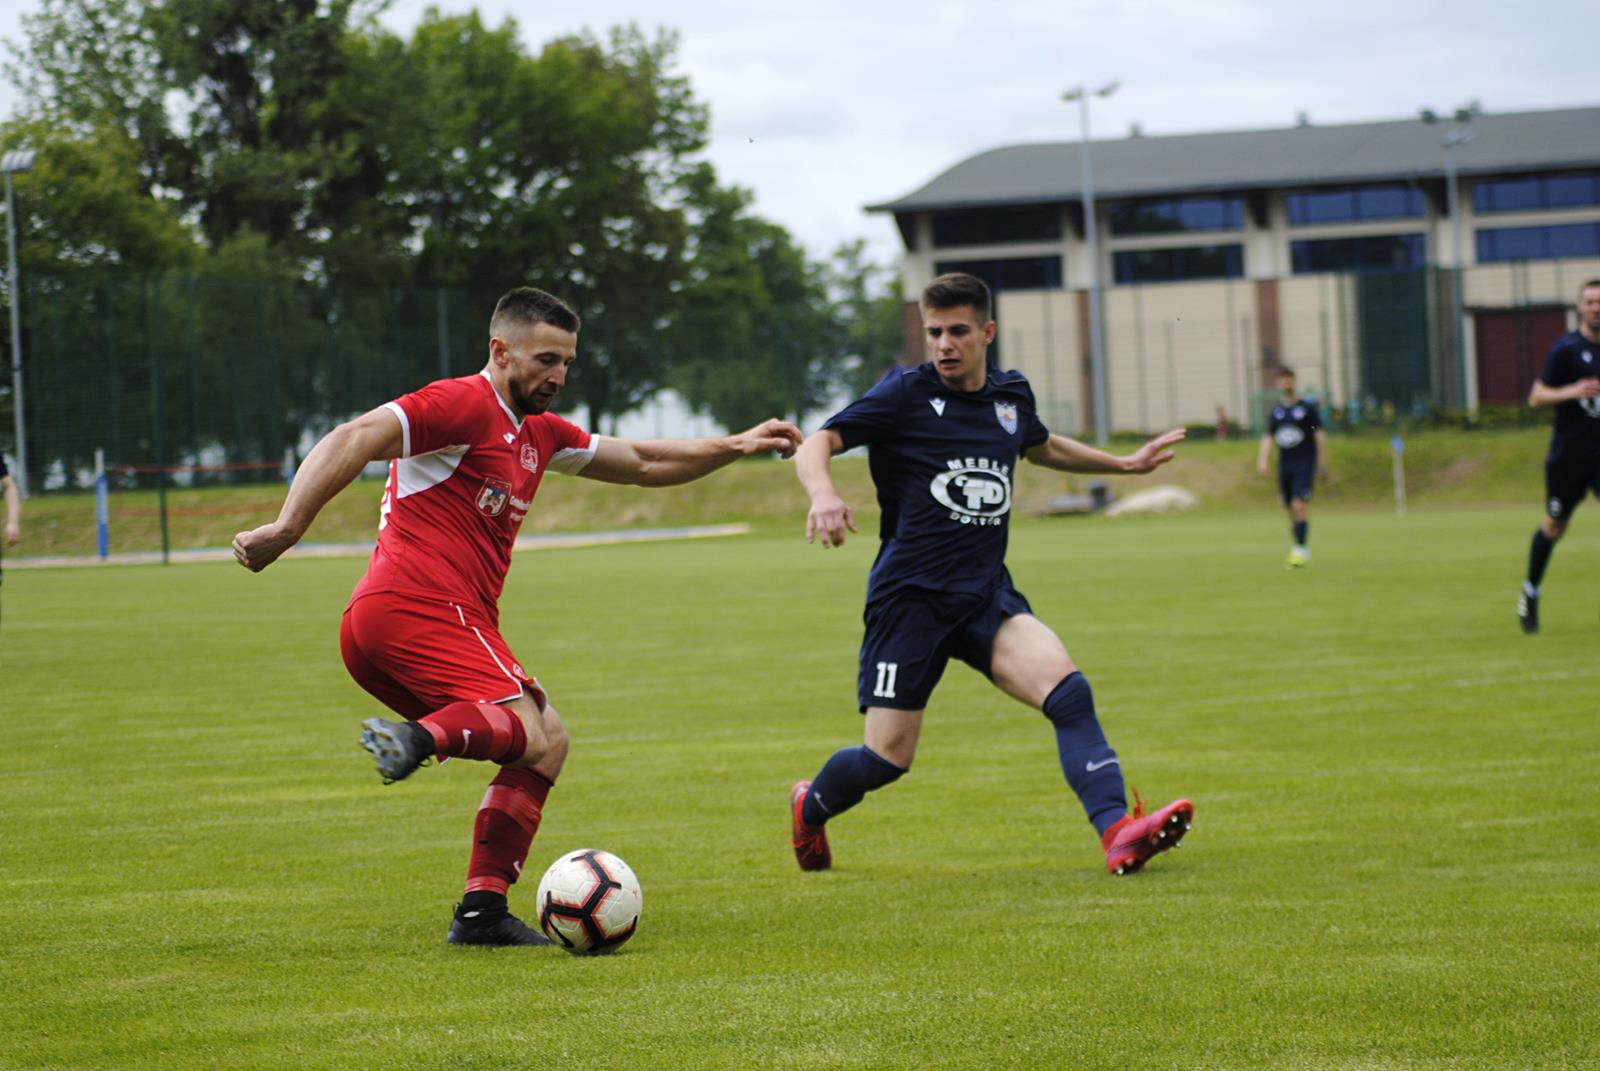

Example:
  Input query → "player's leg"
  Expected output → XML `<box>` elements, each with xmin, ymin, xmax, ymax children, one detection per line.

<box><xmin>1521</xmin><ymin>463</ymin><xmax>1582</xmax><ymax>633</ymax></box>
<box><xmin>1288</xmin><ymin>496</ymin><xmax>1310</xmax><ymax>566</ymax></box>
<box><xmin>449</xmin><ymin>692</ymin><xmax>567</xmax><ymax>946</ymax></box>
<box><xmin>984</xmin><ymin>613</ymin><xmax>1127</xmax><ymax>836</ymax></box>
<box><xmin>982</xmin><ymin>604</ymin><xmax>1190</xmax><ymax>874</ymax></box>
<box><xmin>790</xmin><ymin>593</ymin><xmax>952</xmax><ymax>870</ymax></box>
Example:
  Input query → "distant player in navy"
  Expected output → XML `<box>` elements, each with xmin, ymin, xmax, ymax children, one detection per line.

<box><xmin>1517</xmin><ymin>279</ymin><xmax>1600</xmax><ymax>633</ymax></box>
<box><xmin>1256</xmin><ymin>368</ymin><xmax>1326</xmax><ymax>568</ymax></box>
<box><xmin>787</xmin><ymin>272</ymin><xmax>1193</xmax><ymax>877</ymax></box>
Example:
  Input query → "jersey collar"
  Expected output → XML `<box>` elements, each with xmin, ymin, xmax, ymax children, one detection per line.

<box><xmin>479</xmin><ymin>370</ymin><xmax>523</xmax><ymax>431</ymax></box>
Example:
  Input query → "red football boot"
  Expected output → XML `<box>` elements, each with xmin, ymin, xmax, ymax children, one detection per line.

<box><xmin>1102</xmin><ymin>791</ymin><xmax>1193</xmax><ymax>875</ymax></box>
<box><xmin>790</xmin><ymin>780</ymin><xmax>832</xmax><ymax>871</ymax></box>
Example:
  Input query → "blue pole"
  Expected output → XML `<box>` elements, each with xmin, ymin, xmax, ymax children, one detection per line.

<box><xmin>95</xmin><ymin>447</ymin><xmax>108</xmax><ymax>559</ymax></box>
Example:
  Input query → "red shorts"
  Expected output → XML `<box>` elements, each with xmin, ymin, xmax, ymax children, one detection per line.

<box><xmin>340</xmin><ymin>592</ymin><xmax>544</xmax><ymax>718</ymax></box>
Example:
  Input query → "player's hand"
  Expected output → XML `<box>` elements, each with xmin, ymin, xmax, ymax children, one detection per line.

<box><xmin>1574</xmin><ymin>377</ymin><xmax>1600</xmax><ymax>399</ymax></box>
<box><xmin>3</xmin><ymin>520</ymin><xmax>17</xmax><ymax>546</ymax></box>
<box><xmin>731</xmin><ymin>419</ymin><xmax>803</xmax><ymax>460</ymax></box>
<box><xmin>806</xmin><ymin>492</ymin><xmax>856</xmax><ymax>548</ymax></box>
<box><xmin>1123</xmin><ymin>428</ymin><xmax>1186</xmax><ymax>474</ymax></box>
<box><xmin>232</xmin><ymin>521</ymin><xmax>298</xmax><ymax>572</ymax></box>
<box><xmin>1256</xmin><ymin>459</ymin><xmax>1269</xmax><ymax>477</ymax></box>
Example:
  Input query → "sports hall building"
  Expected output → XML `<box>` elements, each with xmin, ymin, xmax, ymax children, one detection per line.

<box><xmin>868</xmin><ymin>105</ymin><xmax>1600</xmax><ymax>434</ymax></box>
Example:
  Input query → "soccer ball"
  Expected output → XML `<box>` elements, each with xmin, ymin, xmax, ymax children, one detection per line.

<box><xmin>535</xmin><ymin>848</ymin><xmax>642</xmax><ymax>954</ymax></box>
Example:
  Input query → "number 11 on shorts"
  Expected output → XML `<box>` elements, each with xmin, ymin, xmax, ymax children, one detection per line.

<box><xmin>873</xmin><ymin>661</ymin><xmax>899</xmax><ymax>699</ymax></box>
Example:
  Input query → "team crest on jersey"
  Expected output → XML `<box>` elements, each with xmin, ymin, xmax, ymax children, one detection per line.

<box><xmin>476</xmin><ymin>478</ymin><xmax>512</xmax><ymax>517</ymax></box>
<box><xmin>994</xmin><ymin>402</ymin><xmax>1018</xmax><ymax>435</ymax></box>
<box><xmin>520</xmin><ymin>444</ymin><xmax>539</xmax><ymax>473</ymax></box>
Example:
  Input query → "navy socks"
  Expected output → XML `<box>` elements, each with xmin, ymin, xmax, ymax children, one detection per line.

<box><xmin>1527</xmin><ymin>528</ymin><xmax>1555</xmax><ymax>590</ymax></box>
<box><xmin>1292</xmin><ymin>519</ymin><xmax>1308</xmax><ymax>546</ymax></box>
<box><xmin>802</xmin><ymin>746</ymin><xmax>906</xmax><ymax>827</ymax></box>
<box><xmin>1043</xmin><ymin>673</ymin><xmax>1127</xmax><ymax>836</ymax></box>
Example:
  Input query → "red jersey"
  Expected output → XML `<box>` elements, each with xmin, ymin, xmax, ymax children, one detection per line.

<box><xmin>348</xmin><ymin>372</ymin><xmax>595</xmax><ymax>622</ymax></box>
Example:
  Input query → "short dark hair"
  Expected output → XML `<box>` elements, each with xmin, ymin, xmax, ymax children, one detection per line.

<box><xmin>921</xmin><ymin>272</ymin><xmax>992</xmax><ymax>323</ymax></box>
<box><xmin>1278</xmin><ymin>366</ymin><xmax>1297</xmax><ymax>379</ymax></box>
<box><xmin>490</xmin><ymin>287</ymin><xmax>581</xmax><ymax>338</ymax></box>
<box><xmin>1580</xmin><ymin>278</ymin><xmax>1600</xmax><ymax>300</ymax></box>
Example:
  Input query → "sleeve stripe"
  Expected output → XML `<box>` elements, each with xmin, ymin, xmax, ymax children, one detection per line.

<box><xmin>383</xmin><ymin>401</ymin><xmax>412</xmax><ymax>458</ymax></box>
<box><xmin>548</xmin><ymin>434</ymin><xmax>600</xmax><ymax>475</ymax></box>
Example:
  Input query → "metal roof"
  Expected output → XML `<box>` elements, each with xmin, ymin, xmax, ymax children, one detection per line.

<box><xmin>867</xmin><ymin>105</ymin><xmax>1600</xmax><ymax>214</ymax></box>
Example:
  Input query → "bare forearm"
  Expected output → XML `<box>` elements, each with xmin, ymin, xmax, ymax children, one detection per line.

<box><xmin>273</xmin><ymin>425</ymin><xmax>374</xmax><ymax>537</ymax></box>
<box><xmin>626</xmin><ymin>436</ymin><xmax>742</xmax><ymax>487</ymax></box>
<box><xmin>1036</xmin><ymin>435</ymin><xmax>1134</xmax><ymax>474</ymax></box>
<box><xmin>794</xmin><ymin>434</ymin><xmax>841</xmax><ymax>502</ymax></box>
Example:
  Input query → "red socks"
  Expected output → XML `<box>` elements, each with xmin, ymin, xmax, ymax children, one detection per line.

<box><xmin>465</xmin><ymin>766</ymin><xmax>554</xmax><ymax>895</ymax></box>
<box><xmin>417</xmin><ymin>702</ymin><xmax>528</xmax><ymax>763</ymax></box>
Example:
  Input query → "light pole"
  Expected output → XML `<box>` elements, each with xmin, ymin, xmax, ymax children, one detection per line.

<box><xmin>1063</xmin><ymin>80</ymin><xmax>1118</xmax><ymax>445</ymax></box>
<box><xmin>1421</xmin><ymin>106</ymin><xmax>1477</xmax><ymax>413</ymax></box>
<box><xmin>3</xmin><ymin>148</ymin><xmax>35</xmax><ymax>497</ymax></box>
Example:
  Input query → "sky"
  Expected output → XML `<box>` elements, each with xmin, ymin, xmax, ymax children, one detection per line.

<box><xmin>0</xmin><ymin>0</ymin><xmax>1592</xmax><ymax>265</ymax></box>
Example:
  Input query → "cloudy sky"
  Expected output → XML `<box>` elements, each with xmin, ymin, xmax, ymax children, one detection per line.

<box><xmin>0</xmin><ymin>0</ymin><xmax>1591</xmax><ymax>263</ymax></box>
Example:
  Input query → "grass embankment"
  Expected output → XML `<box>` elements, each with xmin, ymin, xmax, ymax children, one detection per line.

<box><xmin>11</xmin><ymin>426</ymin><xmax>1553</xmax><ymax>558</ymax></box>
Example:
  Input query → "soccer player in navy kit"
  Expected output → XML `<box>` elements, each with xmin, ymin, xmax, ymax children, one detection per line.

<box><xmin>788</xmin><ymin>272</ymin><xmax>1193</xmax><ymax>876</ymax></box>
<box><xmin>1518</xmin><ymin>279</ymin><xmax>1600</xmax><ymax>633</ymax></box>
<box><xmin>1256</xmin><ymin>368</ymin><xmax>1325</xmax><ymax>568</ymax></box>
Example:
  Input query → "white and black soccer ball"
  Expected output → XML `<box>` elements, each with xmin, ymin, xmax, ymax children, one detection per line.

<box><xmin>535</xmin><ymin>848</ymin><xmax>642</xmax><ymax>954</ymax></box>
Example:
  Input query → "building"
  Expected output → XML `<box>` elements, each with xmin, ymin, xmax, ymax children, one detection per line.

<box><xmin>867</xmin><ymin>105</ymin><xmax>1600</xmax><ymax>434</ymax></box>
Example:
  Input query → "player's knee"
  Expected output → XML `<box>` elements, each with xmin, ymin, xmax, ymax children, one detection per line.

<box><xmin>1042</xmin><ymin>672</ymin><xmax>1094</xmax><ymax>728</ymax></box>
<box><xmin>1544</xmin><ymin>517</ymin><xmax>1567</xmax><ymax>540</ymax></box>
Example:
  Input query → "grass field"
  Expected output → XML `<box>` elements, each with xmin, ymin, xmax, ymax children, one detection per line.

<box><xmin>3</xmin><ymin>507</ymin><xmax>1599</xmax><ymax>1069</ymax></box>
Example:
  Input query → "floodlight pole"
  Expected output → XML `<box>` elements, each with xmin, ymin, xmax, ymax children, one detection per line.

<box><xmin>3</xmin><ymin>158</ymin><xmax>30</xmax><ymax>497</ymax></box>
<box><xmin>1422</xmin><ymin>107</ymin><xmax>1477</xmax><ymax>415</ymax></box>
<box><xmin>1064</xmin><ymin>80</ymin><xmax>1118</xmax><ymax>445</ymax></box>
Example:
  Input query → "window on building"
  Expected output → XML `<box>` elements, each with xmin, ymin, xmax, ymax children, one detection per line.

<box><xmin>1107</xmin><ymin>196</ymin><xmax>1244</xmax><ymax>235</ymax></box>
<box><xmin>1472</xmin><ymin>171</ymin><xmax>1600</xmax><ymax>214</ymax></box>
<box><xmin>935</xmin><ymin>256</ymin><xmax>1063</xmax><ymax>292</ymax></box>
<box><xmin>1476</xmin><ymin>222</ymin><xmax>1600</xmax><ymax>262</ymax></box>
<box><xmin>1290</xmin><ymin>234</ymin><xmax>1427</xmax><ymax>274</ymax></box>
<box><xmin>931</xmin><ymin>206</ymin><xmax>1062</xmax><ymax>248</ymax></box>
<box><xmin>1285</xmin><ymin>184</ymin><xmax>1425</xmax><ymax>225</ymax></box>
<box><xmin>1111</xmin><ymin>244</ymin><xmax>1243</xmax><ymax>284</ymax></box>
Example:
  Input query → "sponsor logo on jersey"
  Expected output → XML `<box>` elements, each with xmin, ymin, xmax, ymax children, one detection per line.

<box><xmin>1274</xmin><ymin>424</ymin><xmax>1306</xmax><ymax>449</ymax></box>
<box><xmin>930</xmin><ymin>458</ymin><xmax>1012</xmax><ymax>526</ymax></box>
<box><xmin>521</xmin><ymin>444</ymin><xmax>539</xmax><ymax>473</ymax></box>
<box><xmin>930</xmin><ymin>398</ymin><xmax>946</xmax><ymax>416</ymax></box>
<box><xmin>994</xmin><ymin>402</ymin><xmax>1018</xmax><ymax>435</ymax></box>
<box><xmin>476</xmin><ymin>478</ymin><xmax>512</xmax><ymax>517</ymax></box>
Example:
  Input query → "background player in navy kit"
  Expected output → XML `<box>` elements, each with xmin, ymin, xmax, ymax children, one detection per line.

<box><xmin>788</xmin><ymin>272</ymin><xmax>1193</xmax><ymax>877</ymax></box>
<box><xmin>1256</xmin><ymin>368</ymin><xmax>1326</xmax><ymax>568</ymax></box>
<box><xmin>1517</xmin><ymin>279</ymin><xmax>1600</xmax><ymax>633</ymax></box>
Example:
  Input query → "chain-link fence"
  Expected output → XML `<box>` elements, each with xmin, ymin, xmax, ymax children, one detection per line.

<box><xmin>2</xmin><ymin>269</ymin><xmax>504</xmax><ymax>493</ymax></box>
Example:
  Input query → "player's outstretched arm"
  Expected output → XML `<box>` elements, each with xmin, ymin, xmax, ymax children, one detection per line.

<box><xmin>1315</xmin><ymin>428</ymin><xmax>1329</xmax><ymax>478</ymax></box>
<box><xmin>577</xmin><ymin>418</ymin><xmax>801</xmax><ymax>487</ymax></box>
<box><xmin>1528</xmin><ymin>376</ymin><xmax>1600</xmax><ymax>408</ymax></box>
<box><xmin>795</xmin><ymin>429</ymin><xmax>855</xmax><ymax>548</ymax></box>
<box><xmin>1</xmin><ymin>472</ymin><xmax>19</xmax><ymax>546</ymax></box>
<box><xmin>232</xmin><ymin>407</ymin><xmax>404</xmax><ymax>572</ymax></box>
<box><xmin>1025</xmin><ymin>428</ymin><xmax>1185</xmax><ymax>475</ymax></box>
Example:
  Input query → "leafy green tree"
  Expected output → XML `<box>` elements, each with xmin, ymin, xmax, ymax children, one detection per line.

<box><xmin>824</xmin><ymin>239</ymin><xmax>910</xmax><ymax>396</ymax></box>
<box><xmin>674</xmin><ymin>172</ymin><xmax>845</xmax><ymax>430</ymax></box>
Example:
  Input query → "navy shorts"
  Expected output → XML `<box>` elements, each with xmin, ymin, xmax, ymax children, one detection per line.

<box><xmin>1278</xmin><ymin>462</ymin><xmax>1315</xmax><ymax>506</ymax></box>
<box><xmin>856</xmin><ymin>583</ymin><xmax>1033</xmax><ymax>712</ymax></box>
<box><xmin>1544</xmin><ymin>457</ymin><xmax>1600</xmax><ymax>521</ymax></box>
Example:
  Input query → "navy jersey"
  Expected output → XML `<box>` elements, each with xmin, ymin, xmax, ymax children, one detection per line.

<box><xmin>1538</xmin><ymin>331</ymin><xmax>1600</xmax><ymax>465</ymax></box>
<box><xmin>1267</xmin><ymin>400</ymin><xmax>1321</xmax><ymax>467</ymax></box>
<box><xmin>822</xmin><ymin>363</ymin><xmax>1050</xmax><ymax>603</ymax></box>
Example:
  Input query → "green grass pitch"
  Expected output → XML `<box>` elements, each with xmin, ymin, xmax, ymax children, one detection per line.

<box><xmin>3</xmin><ymin>508</ymin><xmax>1598</xmax><ymax>1069</ymax></box>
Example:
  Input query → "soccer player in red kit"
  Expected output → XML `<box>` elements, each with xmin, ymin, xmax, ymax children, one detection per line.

<box><xmin>233</xmin><ymin>287</ymin><xmax>801</xmax><ymax>945</ymax></box>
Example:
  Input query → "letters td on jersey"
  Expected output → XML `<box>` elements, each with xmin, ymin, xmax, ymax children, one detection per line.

<box><xmin>930</xmin><ymin>457</ymin><xmax>1012</xmax><ymax>526</ymax></box>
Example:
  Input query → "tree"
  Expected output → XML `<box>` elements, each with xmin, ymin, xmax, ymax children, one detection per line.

<box><xmin>824</xmin><ymin>239</ymin><xmax>908</xmax><ymax>397</ymax></box>
<box><xmin>674</xmin><ymin>171</ymin><xmax>846</xmax><ymax>431</ymax></box>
